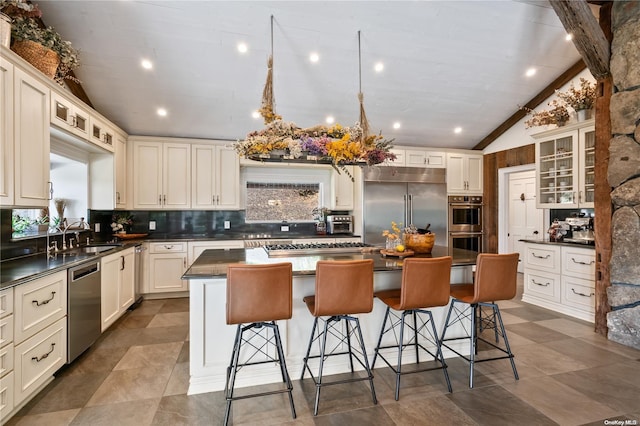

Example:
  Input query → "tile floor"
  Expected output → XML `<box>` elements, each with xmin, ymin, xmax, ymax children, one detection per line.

<box><xmin>6</xmin><ymin>276</ymin><xmax>640</xmax><ymax>426</ymax></box>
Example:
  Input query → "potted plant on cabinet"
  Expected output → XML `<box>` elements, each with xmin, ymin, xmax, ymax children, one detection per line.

<box><xmin>0</xmin><ymin>0</ymin><xmax>41</xmax><ymax>48</ymax></box>
<box><xmin>556</xmin><ymin>78</ymin><xmax>596</xmax><ymax>121</ymax></box>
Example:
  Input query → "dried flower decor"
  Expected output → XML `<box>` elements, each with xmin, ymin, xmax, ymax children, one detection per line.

<box><xmin>382</xmin><ymin>221</ymin><xmax>403</xmax><ymax>241</ymax></box>
<box><xmin>0</xmin><ymin>0</ymin><xmax>41</xmax><ymax>19</ymax></box>
<box><xmin>556</xmin><ymin>78</ymin><xmax>596</xmax><ymax>111</ymax></box>
<box><xmin>521</xmin><ymin>100</ymin><xmax>570</xmax><ymax>129</ymax></box>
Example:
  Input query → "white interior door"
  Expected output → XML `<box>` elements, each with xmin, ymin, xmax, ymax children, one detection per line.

<box><xmin>508</xmin><ymin>170</ymin><xmax>544</xmax><ymax>272</ymax></box>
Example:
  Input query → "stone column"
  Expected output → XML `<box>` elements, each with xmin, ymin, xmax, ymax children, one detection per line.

<box><xmin>606</xmin><ymin>2</ymin><xmax>640</xmax><ymax>349</ymax></box>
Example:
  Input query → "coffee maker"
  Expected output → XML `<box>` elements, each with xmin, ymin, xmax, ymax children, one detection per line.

<box><xmin>564</xmin><ymin>217</ymin><xmax>595</xmax><ymax>244</ymax></box>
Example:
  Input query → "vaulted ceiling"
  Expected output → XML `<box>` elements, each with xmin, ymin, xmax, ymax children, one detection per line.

<box><xmin>36</xmin><ymin>0</ymin><xmax>586</xmax><ymax>149</ymax></box>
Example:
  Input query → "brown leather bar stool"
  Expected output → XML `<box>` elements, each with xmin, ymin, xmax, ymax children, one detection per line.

<box><xmin>300</xmin><ymin>259</ymin><xmax>377</xmax><ymax>416</ymax></box>
<box><xmin>224</xmin><ymin>263</ymin><xmax>295</xmax><ymax>426</ymax></box>
<box><xmin>371</xmin><ymin>256</ymin><xmax>453</xmax><ymax>400</ymax></box>
<box><xmin>440</xmin><ymin>253</ymin><xmax>520</xmax><ymax>388</ymax></box>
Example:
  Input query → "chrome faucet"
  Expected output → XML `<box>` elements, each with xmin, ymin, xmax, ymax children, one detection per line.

<box><xmin>61</xmin><ymin>218</ymin><xmax>89</xmax><ymax>250</ymax></box>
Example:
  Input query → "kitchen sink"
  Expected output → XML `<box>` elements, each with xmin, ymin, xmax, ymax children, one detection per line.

<box><xmin>77</xmin><ymin>245</ymin><xmax>121</xmax><ymax>254</ymax></box>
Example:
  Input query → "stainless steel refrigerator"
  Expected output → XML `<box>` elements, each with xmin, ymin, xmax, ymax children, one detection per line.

<box><xmin>363</xmin><ymin>167</ymin><xmax>448</xmax><ymax>247</ymax></box>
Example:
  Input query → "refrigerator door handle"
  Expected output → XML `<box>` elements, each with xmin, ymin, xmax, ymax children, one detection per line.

<box><xmin>408</xmin><ymin>194</ymin><xmax>414</xmax><ymax>225</ymax></box>
<box><xmin>403</xmin><ymin>194</ymin><xmax>408</xmax><ymax>225</ymax></box>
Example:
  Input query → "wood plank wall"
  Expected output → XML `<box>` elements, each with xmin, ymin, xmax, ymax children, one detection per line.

<box><xmin>483</xmin><ymin>144</ymin><xmax>536</xmax><ymax>253</ymax></box>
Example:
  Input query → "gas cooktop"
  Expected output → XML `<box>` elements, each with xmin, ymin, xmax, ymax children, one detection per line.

<box><xmin>263</xmin><ymin>242</ymin><xmax>372</xmax><ymax>257</ymax></box>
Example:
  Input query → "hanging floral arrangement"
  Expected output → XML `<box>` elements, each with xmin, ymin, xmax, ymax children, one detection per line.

<box><xmin>521</xmin><ymin>99</ymin><xmax>570</xmax><ymax>128</ymax></box>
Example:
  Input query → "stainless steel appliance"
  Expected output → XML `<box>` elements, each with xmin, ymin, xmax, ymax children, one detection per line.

<box><xmin>263</xmin><ymin>241</ymin><xmax>371</xmax><ymax>257</ymax></box>
<box><xmin>67</xmin><ymin>260</ymin><xmax>101</xmax><ymax>363</ymax></box>
<box><xmin>448</xmin><ymin>195</ymin><xmax>483</xmax><ymax>253</ymax></box>
<box><xmin>448</xmin><ymin>195</ymin><xmax>483</xmax><ymax>232</ymax></box>
<box><xmin>326</xmin><ymin>215</ymin><xmax>353</xmax><ymax>235</ymax></box>
<box><xmin>563</xmin><ymin>217</ymin><xmax>595</xmax><ymax>245</ymax></box>
<box><xmin>363</xmin><ymin>167</ymin><xmax>448</xmax><ymax>247</ymax></box>
<box><xmin>132</xmin><ymin>244</ymin><xmax>145</xmax><ymax>309</ymax></box>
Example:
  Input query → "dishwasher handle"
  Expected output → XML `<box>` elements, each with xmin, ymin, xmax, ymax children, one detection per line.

<box><xmin>70</xmin><ymin>262</ymin><xmax>100</xmax><ymax>282</ymax></box>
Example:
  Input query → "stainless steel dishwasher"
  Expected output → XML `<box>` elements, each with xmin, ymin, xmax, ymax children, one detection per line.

<box><xmin>67</xmin><ymin>260</ymin><xmax>101</xmax><ymax>363</ymax></box>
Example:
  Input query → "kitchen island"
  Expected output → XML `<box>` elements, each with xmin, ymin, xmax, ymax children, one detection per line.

<box><xmin>184</xmin><ymin>246</ymin><xmax>478</xmax><ymax>395</ymax></box>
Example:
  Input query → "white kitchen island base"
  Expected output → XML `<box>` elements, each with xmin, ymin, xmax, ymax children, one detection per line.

<box><xmin>188</xmin><ymin>267</ymin><xmax>473</xmax><ymax>395</ymax></box>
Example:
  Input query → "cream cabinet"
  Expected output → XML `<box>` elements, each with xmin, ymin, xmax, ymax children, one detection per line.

<box><xmin>132</xmin><ymin>140</ymin><xmax>190</xmax><ymax>209</ymax></box>
<box><xmin>522</xmin><ymin>242</ymin><xmax>595</xmax><ymax>322</ymax></box>
<box><xmin>533</xmin><ymin>120</ymin><xmax>594</xmax><ymax>208</ymax></box>
<box><xmin>0</xmin><ymin>58</ymin><xmax>14</xmax><ymax>206</ymax></box>
<box><xmin>405</xmin><ymin>149</ymin><xmax>446</xmax><ymax>168</ymax></box>
<box><xmin>88</xmin><ymin>115</ymin><xmax>115</xmax><ymax>153</ymax></box>
<box><xmin>0</xmin><ymin>288</ymin><xmax>14</xmax><ymax>423</ymax></box>
<box><xmin>446</xmin><ymin>152</ymin><xmax>483</xmax><ymax>194</ymax></box>
<box><xmin>191</xmin><ymin>144</ymin><xmax>240</xmax><ymax>209</ymax></box>
<box><xmin>114</xmin><ymin>131</ymin><xmax>127</xmax><ymax>208</ymax></box>
<box><xmin>101</xmin><ymin>247</ymin><xmax>136</xmax><ymax>331</ymax></box>
<box><xmin>331</xmin><ymin>165</ymin><xmax>355</xmax><ymax>210</ymax></box>
<box><xmin>50</xmin><ymin>91</ymin><xmax>90</xmax><ymax>141</ymax></box>
<box><xmin>146</xmin><ymin>242</ymin><xmax>188</xmax><ymax>293</ymax></box>
<box><xmin>13</xmin><ymin>67</ymin><xmax>51</xmax><ymax>207</ymax></box>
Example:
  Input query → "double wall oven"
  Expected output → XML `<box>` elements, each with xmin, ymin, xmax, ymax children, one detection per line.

<box><xmin>448</xmin><ymin>195</ymin><xmax>483</xmax><ymax>253</ymax></box>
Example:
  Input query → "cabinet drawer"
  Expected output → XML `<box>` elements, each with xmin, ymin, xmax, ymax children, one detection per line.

<box><xmin>562</xmin><ymin>247</ymin><xmax>596</xmax><ymax>280</ymax></box>
<box><xmin>0</xmin><ymin>371</ymin><xmax>14</xmax><ymax>421</ymax></box>
<box><xmin>14</xmin><ymin>271</ymin><xmax>67</xmax><ymax>344</ymax></box>
<box><xmin>0</xmin><ymin>343</ymin><xmax>14</xmax><ymax>378</ymax></box>
<box><xmin>562</xmin><ymin>276</ymin><xmax>595</xmax><ymax>312</ymax></box>
<box><xmin>0</xmin><ymin>315</ymin><xmax>13</xmax><ymax>348</ymax></box>
<box><xmin>524</xmin><ymin>270</ymin><xmax>561</xmax><ymax>302</ymax></box>
<box><xmin>14</xmin><ymin>318</ymin><xmax>66</xmax><ymax>405</ymax></box>
<box><xmin>149</xmin><ymin>242</ymin><xmax>187</xmax><ymax>253</ymax></box>
<box><xmin>524</xmin><ymin>244</ymin><xmax>561</xmax><ymax>273</ymax></box>
<box><xmin>0</xmin><ymin>288</ymin><xmax>13</xmax><ymax>318</ymax></box>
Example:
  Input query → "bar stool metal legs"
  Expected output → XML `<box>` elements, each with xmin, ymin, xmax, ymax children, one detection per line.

<box><xmin>300</xmin><ymin>315</ymin><xmax>377</xmax><ymax>416</ymax></box>
<box><xmin>372</xmin><ymin>306</ymin><xmax>452</xmax><ymax>400</ymax></box>
<box><xmin>440</xmin><ymin>299</ymin><xmax>518</xmax><ymax>388</ymax></box>
<box><xmin>224</xmin><ymin>321</ymin><xmax>296</xmax><ymax>426</ymax></box>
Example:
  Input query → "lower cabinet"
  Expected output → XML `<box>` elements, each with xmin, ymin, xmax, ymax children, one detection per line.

<box><xmin>522</xmin><ymin>242</ymin><xmax>595</xmax><ymax>322</ymax></box>
<box><xmin>101</xmin><ymin>247</ymin><xmax>136</xmax><ymax>332</ymax></box>
<box><xmin>148</xmin><ymin>242</ymin><xmax>188</xmax><ymax>293</ymax></box>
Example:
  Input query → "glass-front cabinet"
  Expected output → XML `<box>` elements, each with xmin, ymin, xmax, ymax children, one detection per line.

<box><xmin>533</xmin><ymin>120</ymin><xmax>594</xmax><ymax>209</ymax></box>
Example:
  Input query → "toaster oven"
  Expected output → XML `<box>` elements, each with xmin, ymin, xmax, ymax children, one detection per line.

<box><xmin>326</xmin><ymin>215</ymin><xmax>353</xmax><ymax>234</ymax></box>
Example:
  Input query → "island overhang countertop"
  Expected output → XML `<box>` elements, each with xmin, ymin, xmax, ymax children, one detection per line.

<box><xmin>182</xmin><ymin>245</ymin><xmax>478</xmax><ymax>279</ymax></box>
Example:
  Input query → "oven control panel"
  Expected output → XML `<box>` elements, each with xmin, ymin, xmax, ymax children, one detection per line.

<box><xmin>448</xmin><ymin>195</ymin><xmax>483</xmax><ymax>204</ymax></box>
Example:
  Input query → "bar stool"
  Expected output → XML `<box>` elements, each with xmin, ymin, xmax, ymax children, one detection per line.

<box><xmin>224</xmin><ymin>263</ymin><xmax>296</xmax><ymax>426</ymax></box>
<box><xmin>300</xmin><ymin>259</ymin><xmax>377</xmax><ymax>416</ymax></box>
<box><xmin>371</xmin><ymin>256</ymin><xmax>453</xmax><ymax>400</ymax></box>
<box><xmin>440</xmin><ymin>253</ymin><xmax>519</xmax><ymax>388</ymax></box>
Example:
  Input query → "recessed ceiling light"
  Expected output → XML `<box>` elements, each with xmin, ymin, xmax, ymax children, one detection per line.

<box><xmin>393</xmin><ymin>122</ymin><xmax>401</xmax><ymax>129</ymax></box>
<box><xmin>237</xmin><ymin>42</ymin><xmax>248</xmax><ymax>54</ymax></box>
<box><xmin>141</xmin><ymin>59</ymin><xmax>153</xmax><ymax>70</ymax></box>
<box><xmin>565</xmin><ymin>33</ymin><xmax>573</xmax><ymax>41</ymax></box>
<box><xmin>157</xmin><ymin>108</ymin><xmax>167</xmax><ymax>117</ymax></box>
<box><xmin>325</xmin><ymin>116</ymin><xmax>335</xmax><ymax>124</ymax></box>
<box><xmin>251</xmin><ymin>110</ymin><xmax>260</xmax><ymax>119</ymax></box>
<box><xmin>454</xmin><ymin>127</ymin><xmax>462</xmax><ymax>134</ymax></box>
<box><xmin>374</xmin><ymin>62</ymin><xmax>384</xmax><ymax>73</ymax></box>
<box><xmin>309</xmin><ymin>52</ymin><xmax>319</xmax><ymax>63</ymax></box>
<box><xmin>525</xmin><ymin>67</ymin><xmax>536</xmax><ymax>77</ymax></box>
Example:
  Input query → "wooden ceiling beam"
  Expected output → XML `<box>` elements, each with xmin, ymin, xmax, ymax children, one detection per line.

<box><xmin>473</xmin><ymin>59</ymin><xmax>586</xmax><ymax>151</ymax></box>
<box><xmin>549</xmin><ymin>0</ymin><xmax>610</xmax><ymax>79</ymax></box>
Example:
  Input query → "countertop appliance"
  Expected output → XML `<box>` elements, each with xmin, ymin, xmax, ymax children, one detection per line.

<box><xmin>563</xmin><ymin>217</ymin><xmax>595</xmax><ymax>245</ymax></box>
<box><xmin>363</xmin><ymin>166</ymin><xmax>447</xmax><ymax>247</ymax></box>
<box><xmin>448</xmin><ymin>195</ymin><xmax>483</xmax><ymax>253</ymax></box>
<box><xmin>263</xmin><ymin>241</ymin><xmax>371</xmax><ymax>257</ymax></box>
<box><xmin>67</xmin><ymin>260</ymin><xmax>101</xmax><ymax>363</ymax></box>
<box><xmin>326</xmin><ymin>215</ymin><xmax>353</xmax><ymax>235</ymax></box>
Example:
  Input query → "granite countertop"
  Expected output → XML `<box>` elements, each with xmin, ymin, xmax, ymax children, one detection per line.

<box><xmin>0</xmin><ymin>242</ymin><xmax>141</xmax><ymax>289</ymax></box>
<box><xmin>182</xmin><ymin>245</ymin><xmax>478</xmax><ymax>279</ymax></box>
<box><xmin>519</xmin><ymin>239</ymin><xmax>596</xmax><ymax>249</ymax></box>
<box><xmin>136</xmin><ymin>233</ymin><xmax>360</xmax><ymax>241</ymax></box>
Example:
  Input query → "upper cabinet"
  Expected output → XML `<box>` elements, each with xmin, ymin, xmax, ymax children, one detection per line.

<box><xmin>331</xmin><ymin>165</ymin><xmax>355</xmax><ymax>210</ymax></box>
<box><xmin>191</xmin><ymin>144</ymin><xmax>240</xmax><ymax>210</ymax></box>
<box><xmin>446</xmin><ymin>152</ymin><xmax>483</xmax><ymax>194</ymax></box>
<box><xmin>405</xmin><ymin>149</ymin><xmax>446</xmax><ymax>168</ymax></box>
<box><xmin>13</xmin><ymin>67</ymin><xmax>50</xmax><ymax>207</ymax></box>
<box><xmin>0</xmin><ymin>58</ymin><xmax>14</xmax><ymax>206</ymax></box>
<box><xmin>114</xmin><ymin>131</ymin><xmax>127</xmax><ymax>208</ymax></box>
<box><xmin>132</xmin><ymin>139</ymin><xmax>191</xmax><ymax>209</ymax></box>
<box><xmin>89</xmin><ymin>116</ymin><xmax>115</xmax><ymax>153</ymax></box>
<box><xmin>50</xmin><ymin>91</ymin><xmax>90</xmax><ymax>141</ymax></box>
<box><xmin>533</xmin><ymin>120</ymin><xmax>594</xmax><ymax>209</ymax></box>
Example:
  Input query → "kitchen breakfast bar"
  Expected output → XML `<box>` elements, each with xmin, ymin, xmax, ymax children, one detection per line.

<box><xmin>183</xmin><ymin>245</ymin><xmax>478</xmax><ymax>395</ymax></box>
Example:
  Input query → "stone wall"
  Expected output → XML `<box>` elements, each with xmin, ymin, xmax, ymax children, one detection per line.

<box><xmin>606</xmin><ymin>2</ymin><xmax>640</xmax><ymax>349</ymax></box>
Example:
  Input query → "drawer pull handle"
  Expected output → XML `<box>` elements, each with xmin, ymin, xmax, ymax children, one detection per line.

<box><xmin>571</xmin><ymin>257</ymin><xmax>595</xmax><ymax>266</ymax></box>
<box><xmin>532</xmin><ymin>252</ymin><xmax>550</xmax><ymax>259</ymax></box>
<box><xmin>164</xmin><ymin>245</ymin><xmax>174</xmax><ymax>250</ymax></box>
<box><xmin>531</xmin><ymin>279</ymin><xmax>550</xmax><ymax>287</ymax></box>
<box><xmin>32</xmin><ymin>343</ymin><xmax>55</xmax><ymax>362</ymax></box>
<box><xmin>32</xmin><ymin>292</ymin><xmax>56</xmax><ymax>307</ymax></box>
<box><xmin>571</xmin><ymin>288</ymin><xmax>594</xmax><ymax>298</ymax></box>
